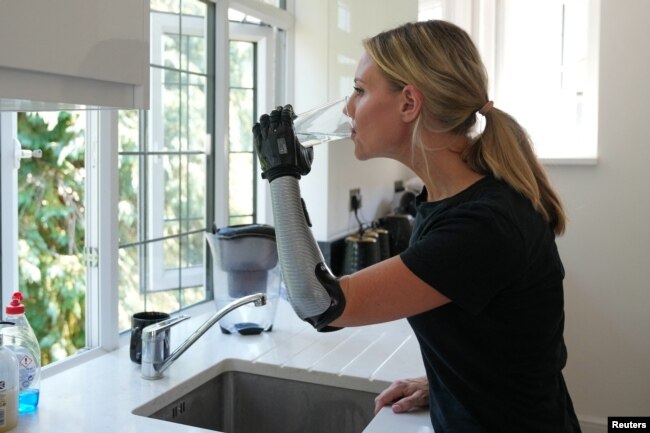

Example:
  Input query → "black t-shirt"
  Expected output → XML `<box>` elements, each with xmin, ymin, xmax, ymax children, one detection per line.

<box><xmin>400</xmin><ymin>176</ymin><xmax>581</xmax><ymax>433</ymax></box>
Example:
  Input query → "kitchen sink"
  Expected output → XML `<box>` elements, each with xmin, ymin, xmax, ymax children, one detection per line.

<box><xmin>133</xmin><ymin>359</ymin><xmax>380</xmax><ymax>433</ymax></box>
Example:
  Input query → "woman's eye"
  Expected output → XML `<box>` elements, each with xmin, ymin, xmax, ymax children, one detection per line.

<box><xmin>353</xmin><ymin>86</ymin><xmax>364</xmax><ymax>95</ymax></box>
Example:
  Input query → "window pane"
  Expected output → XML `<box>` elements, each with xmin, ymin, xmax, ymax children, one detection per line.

<box><xmin>230</xmin><ymin>41</ymin><xmax>254</xmax><ymax>88</ymax></box>
<box><xmin>147</xmin><ymin>154</ymin><xmax>206</xmax><ymax>239</ymax></box>
<box><xmin>229</xmin><ymin>215</ymin><xmax>254</xmax><ymax>226</ymax></box>
<box><xmin>150</xmin><ymin>69</ymin><xmax>208</xmax><ymax>152</ymax></box>
<box><xmin>228</xmin><ymin>153</ymin><xmax>254</xmax><ymax>219</ymax></box>
<box><xmin>162</xmin><ymin>33</ymin><xmax>182</xmax><ymax>70</ymax></box>
<box><xmin>163</xmin><ymin>68</ymin><xmax>182</xmax><ymax>151</ymax></box>
<box><xmin>181</xmin><ymin>0</ymin><xmax>206</xmax><ymax>16</ymax></box>
<box><xmin>184</xmin><ymin>231</ymin><xmax>205</xmax><ymax>268</ymax></box>
<box><xmin>118</xmin><ymin>154</ymin><xmax>140</xmax><ymax>245</ymax></box>
<box><xmin>164</xmin><ymin>237</ymin><xmax>179</xmax><ymax>269</ymax></box>
<box><xmin>141</xmin><ymin>286</ymin><xmax>181</xmax><ymax>313</ymax></box>
<box><xmin>118</xmin><ymin>110</ymin><xmax>139</xmax><ymax>152</ymax></box>
<box><xmin>185</xmin><ymin>154</ymin><xmax>207</xmax><ymax>222</ymax></box>
<box><xmin>17</xmin><ymin>111</ymin><xmax>87</xmax><ymax>365</ymax></box>
<box><xmin>185</xmin><ymin>73</ymin><xmax>208</xmax><ymax>151</ymax></box>
<box><xmin>497</xmin><ymin>0</ymin><xmax>593</xmax><ymax>158</ymax></box>
<box><xmin>229</xmin><ymin>88</ymin><xmax>254</xmax><ymax>152</ymax></box>
<box><xmin>118</xmin><ymin>245</ymin><xmax>142</xmax><ymax>330</ymax></box>
<box><xmin>151</xmin><ymin>0</ymin><xmax>180</xmax><ymax>13</ymax></box>
<box><xmin>181</xmin><ymin>14</ymin><xmax>207</xmax><ymax>74</ymax></box>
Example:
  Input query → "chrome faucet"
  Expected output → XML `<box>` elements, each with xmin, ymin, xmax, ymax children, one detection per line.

<box><xmin>141</xmin><ymin>293</ymin><xmax>267</xmax><ymax>380</ymax></box>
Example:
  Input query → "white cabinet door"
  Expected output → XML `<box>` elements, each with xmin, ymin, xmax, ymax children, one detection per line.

<box><xmin>0</xmin><ymin>0</ymin><xmax>149</xmax><ymax>110</ymax></box>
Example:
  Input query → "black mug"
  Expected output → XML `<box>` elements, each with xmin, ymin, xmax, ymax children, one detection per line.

<box><xmin>130</xmin><ymin>311</ymin><xmax>170</xmax><ymax>364</ymax></box>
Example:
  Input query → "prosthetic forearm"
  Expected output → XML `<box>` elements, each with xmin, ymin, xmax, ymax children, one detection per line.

<box><xmin>270</xmin><ymin>176</ymin><xmax>346</xmax><ymax>331</ymax></box>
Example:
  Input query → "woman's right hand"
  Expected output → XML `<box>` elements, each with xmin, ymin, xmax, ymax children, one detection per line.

<box><xmin>374</xmin><ymin>376</ymin><xmax>430</xmax><ymax>414</ymax></box>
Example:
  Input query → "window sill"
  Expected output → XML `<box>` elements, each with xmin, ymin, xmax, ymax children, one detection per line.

<box><xmin>541</xmin><ymin>157</ymin><xmax>598</xmax><ymax>166</ymax></box>
<box><xmin>42</xmin><ymin>299</ymin><xmax>217</xmax><ymax>379</ymax></box>
<box><xmin>41</xmin><ymin>346</ymin><xmax>109</xmax><ymax>380</ymax></box>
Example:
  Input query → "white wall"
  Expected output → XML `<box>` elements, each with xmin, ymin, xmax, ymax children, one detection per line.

<box><xmin>294</xmin><ymin>0</ymin><xmax>650</xmax><ymax>429</ymax></box>
<box><xmin>549</xmin><ymin>0</ymin><xmax>650</xmax><ymax>425</ymax></box>
<box><xmin>293</xmin><ymin>0</ymin><xmax>416</xmax><ymax>241</ymax></box>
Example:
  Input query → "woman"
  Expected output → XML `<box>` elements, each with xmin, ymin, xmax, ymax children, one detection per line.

<box><xmin>253</xmin><ymin>20</ymin><xmax>581</xmax><ymax>433</ymax></box>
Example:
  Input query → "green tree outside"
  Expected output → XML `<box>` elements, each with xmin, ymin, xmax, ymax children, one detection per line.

<box><xmin>16</xmin><ymin>111</ymin><xmax>86</xmax><ymax>366</ymax></box>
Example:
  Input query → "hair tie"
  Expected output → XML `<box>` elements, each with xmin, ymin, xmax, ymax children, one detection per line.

<box><xmin>478</xmin><ymin>100</ymin><xmax>493</xmax><ymax>115</ymax></box>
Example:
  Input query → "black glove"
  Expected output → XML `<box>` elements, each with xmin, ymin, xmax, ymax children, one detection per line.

<box><xmin>253</xmin><ymin>104</ymin><xmax>314</xmax><ymax>182</ymax></box>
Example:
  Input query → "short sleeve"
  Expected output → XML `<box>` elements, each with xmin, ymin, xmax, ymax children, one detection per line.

<box><xmin>400</xmin><ymin>203</ymin><xmax>525</xmax><ymax>315</ymax></box>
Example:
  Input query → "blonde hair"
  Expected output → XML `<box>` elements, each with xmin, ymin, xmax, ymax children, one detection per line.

<box><xmin>363</xmin><ymin>20</ymin><xmax>566</xmax><ymax>235</ymax></box>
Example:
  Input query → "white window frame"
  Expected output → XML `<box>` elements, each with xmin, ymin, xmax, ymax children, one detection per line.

<box><xmin>0</xmin><ymin>110</ymin><xmax>119</xmax><ymax>376</ymax></box>
<box><xmin>228</xmin><ymin>22</ymin><xmax>274</xmax><ymax>225</ymax></box>
<box><xmin>0</xmin><ymin>112</ymin><xmax>19</xmax><ymax>302</ymax></box>
<box><xmin>148</xmin><ymin>10</ymin><xmax>209</xmax><ymax>292</ymax></box>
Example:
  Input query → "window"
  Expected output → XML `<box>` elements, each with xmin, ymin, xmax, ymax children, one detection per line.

<box><xmin>419</xmin><ymin>0</ymin><xmax>599</xmax><ymax>161</ymax></box>
<box><xmin>1</xmin><ymin>110</ymin><xmax>99</xmax><ymax>366</ymax></box>
<box><xmin>494</xmin><ymin>0</ymin><xmax>597</xmax><ymax>160</ymax></box>
<box><xmin>418</xmin><ymin>0</ymin><xmax>444</xmax><ymax>20</ymax></box>
<box><xmin>224</xmin><ymin>10</ymin><xmax>288</xmax><ymax>226</ymax></box>
<box><xmin>117</xmin><ymin>0</ymin><xmax>290</xmax><ymax>331</ymax></box>
<box><xmin>117</xmin><ymin>0</ymin><xmax>215</xmax><ymax>332</ymax></box>
<box><xmin>0</xmin><ymin>0</ymin><xmax>290</xmax><ymax>371</ymax></box>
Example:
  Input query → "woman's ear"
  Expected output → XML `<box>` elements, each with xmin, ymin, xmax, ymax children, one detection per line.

<box><xmin>400</xmin><ymin>84</ymin><xmax>423</xmax><ymax>123</ymax></box>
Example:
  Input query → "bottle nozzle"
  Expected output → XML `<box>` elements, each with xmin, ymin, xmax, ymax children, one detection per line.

<box><xmin>6</xmin><ymin>297</ymin><xmax>24</xmax><ymax>315</ymax></box>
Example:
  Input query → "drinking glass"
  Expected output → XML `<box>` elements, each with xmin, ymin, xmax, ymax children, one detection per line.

<box><xmin>294</xmin><ymin>97</ymin><xmax>352</xmax><ymax>147</ymax></box>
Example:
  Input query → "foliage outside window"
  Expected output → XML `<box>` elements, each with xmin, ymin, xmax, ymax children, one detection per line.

<box><xmin>228</xmin><ymin>40</ymin><xmax>256</xmax><ymax>225</ymax></box>
<box><xmin>16</xmin><ymin>112</ymin><xmax>87</xmax><ymax>365</ymax></box>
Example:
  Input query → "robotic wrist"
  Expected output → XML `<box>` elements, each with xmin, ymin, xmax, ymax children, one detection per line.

<box><xmin>303</xmin><ymin>263</ymin><xmax>346</xmax><ymax>332</ymax></box>
<box><xmin>262</xmin><ymin>166</ymin><xmax>302</xmax><ymax>182</ymax></box>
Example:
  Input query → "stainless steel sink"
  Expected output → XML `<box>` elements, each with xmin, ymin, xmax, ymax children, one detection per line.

<box><xmin>133</xmin><ymin>360</ymin><xmax>380</xmax><ymax>433</ymax></box>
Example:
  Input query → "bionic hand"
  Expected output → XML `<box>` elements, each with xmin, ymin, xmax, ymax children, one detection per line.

<box><xmin>253</xmin><ymin>105</ymin><xmax>345</xmax><ymax>331</ymax></box>
<box><xmin>253</xmin><ymin>105</ymin><xmax>314</xmax><ymax>181</ymax></box>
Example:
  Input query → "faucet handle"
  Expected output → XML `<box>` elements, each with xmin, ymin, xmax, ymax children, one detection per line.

<box><xmin>142</xmin><ymin>315</ymin><xmax>190</xmax><ymax>340</ymax></box>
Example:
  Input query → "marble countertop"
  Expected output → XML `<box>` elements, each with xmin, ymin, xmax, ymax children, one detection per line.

<box><xmin>15</xmin><ymin>299</ymin><xmax>433</xmax><ymax>433</ymax></box>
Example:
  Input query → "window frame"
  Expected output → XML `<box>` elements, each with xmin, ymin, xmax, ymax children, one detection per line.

<box><xmin>226</xmin><ymin>22</ymin><xmax>275</xmax><ymax>225</ymax></box>
<box><xmin>0</xmin><ymin>109</ymin><xmax>116</xmax><ymax>376</ymax></box>
<box><xmin>0</xmin><ymin>0</ymin><xmax>292</xmax><ymax>376</ymax></box>
<box><xmin>147</xmin><ymin>8</ymin><xmax>213</xmax><ymax>293</ymax></box>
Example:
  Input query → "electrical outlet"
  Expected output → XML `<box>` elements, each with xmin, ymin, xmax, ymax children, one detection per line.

<box><xmin>349</xmin><ymin>188</ymin><xmax>361</xmax><ymax>211</ymax></box>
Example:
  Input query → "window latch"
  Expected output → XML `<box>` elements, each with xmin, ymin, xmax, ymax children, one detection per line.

<box><xmin>84</xmin><ymin>247</ymin><xmax>99</xmax><ymax>268</ymax></box>
<box><xmin>14</xmin><ymin>138</ymin><xmax>43</xmax><ymax>169</ymax></box>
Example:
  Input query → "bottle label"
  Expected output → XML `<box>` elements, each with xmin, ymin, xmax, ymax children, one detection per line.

<box><xmin>10</xmin><ymin>347</ymin><xmax>36</xmax><ymax>391</ymax></box>
<box><xmin>0</xmin><ymin>395</ymin><xmax>6</xmax><ymax>427</ymax></box>
<box><xmin>0</xmin><ymin>393</ymin><xmax>8</xmax><ymax>427</ymax></box>
<box><xmin>0</xmin><ymin>388</ymin><xmax>18</xmax><ymax>429</ymax></box>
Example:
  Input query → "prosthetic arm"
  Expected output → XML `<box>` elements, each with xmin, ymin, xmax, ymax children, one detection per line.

<box><xmin>253</xmin><ymin>105</ymin><xmax>345</xmax><ymax>331</ymax></box>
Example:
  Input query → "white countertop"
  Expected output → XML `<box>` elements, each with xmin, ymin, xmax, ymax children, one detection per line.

<box><xmin>14</xmin><ymin>299</ymin><xmax>433</xmax><ymax>433</ymax></box>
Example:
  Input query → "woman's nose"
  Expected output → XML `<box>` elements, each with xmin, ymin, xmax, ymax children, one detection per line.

<box><xmin>343</xmin><ymin>95</ymin><xmax>352</xmax><ymax>119</ymax></box>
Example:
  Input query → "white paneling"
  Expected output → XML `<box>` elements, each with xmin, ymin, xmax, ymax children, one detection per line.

<box><xmin>294</xmin><ymin>0</ymin><xmax>417</xmax><ymax>241</ymax></box>
<box><xmin>0</xmin><ymin>0</ymin><xmax>149</xmax><ymax>110</ymax></box>
<box><xmin>548</xmin><ymin>0</ymin><xmax>650</xmax><ymax>421</ymax></box>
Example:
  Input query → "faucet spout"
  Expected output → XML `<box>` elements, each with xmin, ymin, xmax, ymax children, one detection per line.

<box><xmin>141</xmin><ymin>292</ymin><xmax>267</xmax><ymax>380</ymax></box>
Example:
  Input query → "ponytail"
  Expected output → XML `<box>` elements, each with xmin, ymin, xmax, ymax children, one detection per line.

<box><xmin>463</xmin><ymin>108</ymin><xmax>566</xmax><ymax>235</ymax></box>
